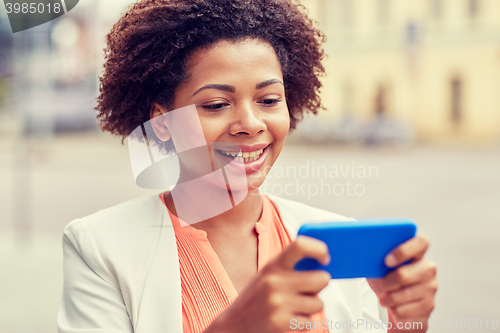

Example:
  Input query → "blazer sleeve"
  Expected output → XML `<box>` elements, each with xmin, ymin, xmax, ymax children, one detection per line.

<box><xmin>57</xmin><ymin>219</ymin><xmax>134</xmax><ymax>333</ymax></box>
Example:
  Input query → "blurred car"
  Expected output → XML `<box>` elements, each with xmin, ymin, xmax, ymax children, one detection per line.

<box><xmin>20</xmin><ymin>78</ymin><xmax>98</xmax><ymax>135</ymax></box>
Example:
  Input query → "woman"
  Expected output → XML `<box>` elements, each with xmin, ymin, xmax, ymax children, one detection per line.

<box><xmin>58</xmin><ymin>1</ymin><xmax>437</xmax><ymax>332</ymax></box>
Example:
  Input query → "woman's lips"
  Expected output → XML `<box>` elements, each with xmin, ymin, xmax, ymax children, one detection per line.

<box><xmin>215</xmin><ymin>144</ymin><xmax>271</xmax><ymax>173</ymax></box>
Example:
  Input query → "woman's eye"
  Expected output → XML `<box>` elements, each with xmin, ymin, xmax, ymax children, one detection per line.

<box><xmin>259</xmin><ymin>99</ymin><xmax>282</xmax><ymax>106</ymax></box>
<box><xmin>202</xmin><ymin>103</ymin><xmax>228</xmax><ymax>110</ymax></box>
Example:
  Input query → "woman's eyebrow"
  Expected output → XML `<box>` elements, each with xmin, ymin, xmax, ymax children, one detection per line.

<box><xmin>192</xmin><ymin>84</ymin><xmax>235</xmax><ymax>96</ymax></box>
<box><xmin>255</xmin><ymin>78</ymin><xmax>284</xmax><ymax>90</ymax></box>
<box><xmin>192</xmin><ymin>79</ymin><xmax>283</xmax><ymax>97</ymax></box>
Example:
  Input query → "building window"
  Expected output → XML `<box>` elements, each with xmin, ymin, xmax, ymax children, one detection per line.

<box><xmin>451</xmin><ymin>78</ymin><xmax>462</xmax><ymax>124</ymax></box>
<box><xmin>468</xmin><ymin>0</ymin><xmax>479</xmax><ymax>18</ymax></box>
<box><xmin>340</xmin><ymin>0</ymin><xmax>353</xmax><ymax>29</ymax></box>
<box><xmin>377</xmin><ymin>0</ymin><xmax>390</xmax><ymax>26</ymax></box>
<box><xmin>374</xmin><ymin>86</ymin><xmax>387</xmax><ymax>116</ymax></box>
<box><xmin>341</xmin><ymin>81</ymin><xmax>354</xmax><ymax>115</ymax></box>
<box><xmin>431</xmin><ymin>0</ymin><xmax>443</xmax><ymax>20</ymax></box>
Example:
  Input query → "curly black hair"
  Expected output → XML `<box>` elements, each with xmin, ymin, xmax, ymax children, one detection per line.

<box><xmin>95</xmin><ymin>0</ymin><xmax>326</xmax><ymax>146</ymax></box>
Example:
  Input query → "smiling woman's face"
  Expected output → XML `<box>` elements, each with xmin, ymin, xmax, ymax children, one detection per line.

<box><xmin>157</xmin><ymin>38</ymin><xmax>290</xmax><ymax>191</ymax></box>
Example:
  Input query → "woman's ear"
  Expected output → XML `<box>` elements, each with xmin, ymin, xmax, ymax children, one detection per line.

<box><xmin>150</xmin><ymin>103</ymin><xmax>171</xmax><ymax>141</ymax></box>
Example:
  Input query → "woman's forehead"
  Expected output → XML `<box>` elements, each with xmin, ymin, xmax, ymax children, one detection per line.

<box><xmin>186</xmin><ymin>39</ymin><xmax>283</xmax><ymax>80</ymax></box>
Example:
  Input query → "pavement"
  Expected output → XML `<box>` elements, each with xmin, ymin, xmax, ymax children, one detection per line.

<box><xmin>1</xmin><ymin>120</ymin><xmax>499</xmax><ymax>332</ymax></box>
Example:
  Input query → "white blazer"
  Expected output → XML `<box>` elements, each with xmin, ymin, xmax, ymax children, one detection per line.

<box><xmin>57</xmin><ymin>193</ymin><xmax>389</xmax><ymax>333</ymax></box>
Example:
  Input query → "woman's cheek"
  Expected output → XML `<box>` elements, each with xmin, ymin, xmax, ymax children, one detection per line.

<box><xmin>270</xmin><ymin>111</ymin><xmax>291</xmax><ymax>145</ymax></box>
<box><xmin>199</xmin><ymin>117</ymin><xmax>225</xmax><ymax>144</ymax></box>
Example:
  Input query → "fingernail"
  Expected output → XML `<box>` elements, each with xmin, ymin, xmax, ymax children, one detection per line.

<box><xmin>385</xmin><ymin>254</ymin><xmax>397</xmax><ymax>267</ymax></box>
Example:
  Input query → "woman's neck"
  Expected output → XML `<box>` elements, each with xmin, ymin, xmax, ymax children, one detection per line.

<box><xmin>163</xmin><ymin>187</ymin><xmax>263</xmax><ymax>236</ymax></box>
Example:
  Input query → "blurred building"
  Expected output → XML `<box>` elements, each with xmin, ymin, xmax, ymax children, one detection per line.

<box><xmin>300</xmin><ymin>0</ymin><xmax>500</xmax><ymax>144</ymax></box>
<box><xmin>2</xmin><ymin>0</ymin><xmax>500</xmax><ymax>144</ymax></box>
<box><xmin>0</xmin><ymin>16</ymin><xmax>14</xmax><ymax>108</ymax></box>
<box><xmin>0</xmin><ymin>1</ymin><xmax>102</xmax><ymax>134</ymax></box>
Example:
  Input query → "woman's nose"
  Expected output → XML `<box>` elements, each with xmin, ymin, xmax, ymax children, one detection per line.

<box><xmin>229</xmin><ymin>104</ymin><xmax>267</xmax><ymax>136</ymax></box>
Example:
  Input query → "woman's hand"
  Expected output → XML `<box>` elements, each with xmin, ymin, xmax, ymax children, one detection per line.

<box><xmin>204</xmin><ymin>236</ymin><xmax>331</xmax><ymax>333</ymax></box>
<box><xmin>367</xmin><ymin>235</ymin><xmax>438</xmax><ymax>332</ymax></box>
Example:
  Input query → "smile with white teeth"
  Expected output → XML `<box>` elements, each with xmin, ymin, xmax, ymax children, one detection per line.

<box><xmin>217</xmin><ymin>148</ymin><xmax>265</xmax><ymax>163</ymax></box>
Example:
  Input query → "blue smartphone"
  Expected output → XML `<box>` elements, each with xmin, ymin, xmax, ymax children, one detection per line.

<box><xmin>294</xmin><ymin>218</ymin><xmax>417</xmax><ymax>279</ymax></box>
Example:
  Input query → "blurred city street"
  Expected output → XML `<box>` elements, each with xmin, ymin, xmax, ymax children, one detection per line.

<box><xmin>2</xmin><ymin>0</ymin><xmax>500</xmax><ymax>332</ymax></box>
<box><xmin>0</xmin><ymin>116</ymin><xmax>499</xmax><ymax>332</ymax></box>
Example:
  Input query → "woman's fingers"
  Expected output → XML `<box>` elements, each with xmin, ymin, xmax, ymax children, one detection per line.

<box><xmin>380</xmin><ymin>282</ymin><xmax>425</xmax><ymax>308</ymax></box>
<box><xmin>385</xmin><ymin>235</ymin><xmax>430</xmax><ymax>267</ymax></box>
<box><xmin>382</xmin><ymin>258</ymin><xmax>437</xmax><ymax>292</ymax></box>
<box><xmin>282</xmin><ymin>271</ymin><xmax>331</xmax><ymax>294</ymax></box>
<box><xmin>275</xmin><ymin>235</ymin><xmax>330</xmax><ymax>270</ymax></box>
<box><xmin>287</xmin><ymin>296</ymin><xmax>325</xmax><ymax>332</ymax></box>
<box><xmin>261</xmin><ymin>235</ymin><xmax>332</xmax><ymax>295</ymax></box>
<box><xmin>390</xmin><ymin>297</ymin><xmax>435</xmax><ymax>319</ymax></box>
<box><xmin>243</xmin><ymin>236</ymin><xmax>332</xmax><ymax>332</ymax></box>
<box><xmin>289</xmin><ymin>294</ymin><xmax>325</xmax><ymax>315</ymax></box>
<box><xmin>367</xmin><ymin>233</ymin><xmax>437</xmax><ymax>329</ymax></box>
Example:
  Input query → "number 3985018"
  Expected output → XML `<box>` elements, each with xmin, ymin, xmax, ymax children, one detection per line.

<box><xmin>443</xmin><ymin>319</ymin><xmax>498</xmax><ymax>330</ymax></box>
<box><xmin>5</xmin><ymin>2</ymin><xmax>62</xmax><ymax>14</ymax></box>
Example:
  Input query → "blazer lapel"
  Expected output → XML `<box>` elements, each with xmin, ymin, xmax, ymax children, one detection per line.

<box><xmin>135</xmin><ymin>208</ymin><xmax>183</xmax><ymax>333</ymax></box>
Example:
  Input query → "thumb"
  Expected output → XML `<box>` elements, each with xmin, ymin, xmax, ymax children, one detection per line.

<box><xmin>275</xmin><ymin>235</ymin><xmax>330</xmax><ymax>270</ymax></box>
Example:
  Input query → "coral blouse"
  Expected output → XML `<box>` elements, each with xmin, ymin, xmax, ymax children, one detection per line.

<box><xmin>160</xmin><ymin>193</ymin><xmax>328</xmax><ymax>333</ymax></box>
